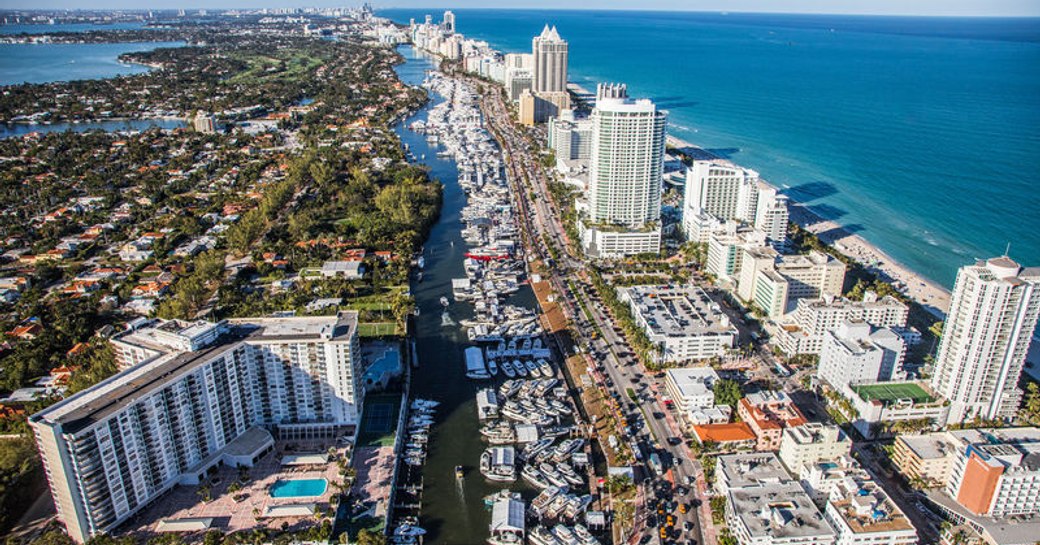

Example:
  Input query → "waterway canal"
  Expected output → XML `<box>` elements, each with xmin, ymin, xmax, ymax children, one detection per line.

<box><xmin>393</xmin><ymin>45</ymin><xmax>539</xmax><ymax>544</ymax></box>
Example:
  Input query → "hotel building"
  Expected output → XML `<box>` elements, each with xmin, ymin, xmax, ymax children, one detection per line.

<box><xmin>580</xmin><ymin>83</ymin><xmax>667</xmax><ymax>257</ymax></box>
<box><xmin>774</xmin><ymin>293</ymin><xmax>909</xmax><ymax>355</ymax></box>
<box><xmin>930</xmin><ymin>257</ymin><xmax>1040</xmax><ymax>422</ymax></box>
<box><xmin>619</xmin><ymin>284</ymin><xmax>737</xmax><ymax>363</ymax></box>
<box><xmin>778</xmin><ymin>423</ymin><xmax>852</xmax><ymax>475</ymax></box>
<box><xmin>30</xmin><ymin>314</ymin><xmax>362</xmax><ymax>543</ymax></box>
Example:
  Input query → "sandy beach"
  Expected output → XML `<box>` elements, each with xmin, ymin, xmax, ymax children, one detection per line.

<box><xmin>667</xmin><ymin>135</ymin><xmax>951</xmax><ymax>319</ymax></box>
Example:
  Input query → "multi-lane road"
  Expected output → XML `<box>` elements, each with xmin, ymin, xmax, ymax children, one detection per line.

<box><xmin>474</xmin><ymin>80</ymin><xmax>707</xmax><ymax>545</ymax></box>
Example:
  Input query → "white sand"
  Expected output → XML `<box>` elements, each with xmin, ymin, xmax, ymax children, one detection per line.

<box><xmin>667</xmin><ymin>135</ymin><xmax>950</xmax><ymax>319</ymax></box>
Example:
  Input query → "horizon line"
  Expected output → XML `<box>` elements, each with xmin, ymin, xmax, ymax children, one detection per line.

<box><xmin>2</xmin><ymin>7</ymin><xmax>1040</xmax><ymax>19</ymax></box>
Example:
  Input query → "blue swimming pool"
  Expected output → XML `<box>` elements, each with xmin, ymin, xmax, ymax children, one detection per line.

<box><xmin>269</xmin><ymin>478</ymin><xmax>328</xmax><ymax>498</ymax></box>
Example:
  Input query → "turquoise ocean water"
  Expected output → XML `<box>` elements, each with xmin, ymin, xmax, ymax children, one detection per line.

<box><xmin>381</xmin><ymin>9</ymin><xmax>1040</xmax><ymax>288</ymax></box>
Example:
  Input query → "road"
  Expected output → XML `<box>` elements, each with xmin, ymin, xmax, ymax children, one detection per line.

<box><xmin>471</xmin><ymin>78</ymin><xmax>706</xmax><ymax>545</ymax></box>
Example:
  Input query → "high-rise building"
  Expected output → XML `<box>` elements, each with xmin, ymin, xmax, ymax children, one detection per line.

<box><xmin>580</xmin><ymin>83</ymin><xmax>667</xmax><ymax>257</ymax></box>
<box><xmin>930</xmin><ymin>257</ymin><xmax>1040</xmax><ymax>422</ymax></box>
<box><xmin>817</xmin><ymin>321</ymin><xmax>907</xmax><ymax>391</ymax></box>
<box><xmin>442</xmin><ymin>10</ymin><xmax>455</xmax><ymax>32</ymax></box>
<box><xmin>547</xmin><ymin>110</ymin><xmax>592</xmax><ymax>160</ymax></box>
<box><xmin>30</xmin><ymin>314</ymin><xmax>362</xmax><ymax>543</ymax></box>
<box><xmin>682</xmin><ymin>160</ymin><xmax>788</xmax><ymax>246</ymax></box>
<box><xmin>532</xmin><ymin>24</ymin><xmax>568</xmax><ymax>94</ymax></box>
<box><xmin>504</xmin><ymin>68</ymin><xmax>533</xmax><ymax>102</ymax></box>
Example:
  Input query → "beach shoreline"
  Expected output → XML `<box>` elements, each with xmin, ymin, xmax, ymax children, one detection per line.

<box><xmin>666</xmin><ymin>135</ymin><xmax>951</xmax><ymax>319</ymax></box>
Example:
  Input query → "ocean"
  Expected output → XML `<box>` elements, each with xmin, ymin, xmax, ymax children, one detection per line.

<box><xmin>380</xmin><ymin>9</ymin><xmax>1040</xmax><ymax>288</ymax></box>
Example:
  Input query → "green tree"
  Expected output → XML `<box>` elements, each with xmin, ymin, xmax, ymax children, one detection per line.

<box><xmin>355</xmin><ymin>529</ymin><xmax>387</xmax><ymax>545</ymax></box>
<box><xmin>713</xmin><ymin>379</ymin><xmax>742</xmax><ymax>407</ymax></box>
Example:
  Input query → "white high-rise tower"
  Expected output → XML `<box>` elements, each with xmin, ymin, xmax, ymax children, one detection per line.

<box><xmin>580</xmin><ymin>84</ymin><xmax>667</xmax><ymax>257</ymax></box>
<box><xmin>931</xmin><ymin>257</ymin><xmax>1040</xmax><ymax>422</ymax></box>
<box><xmin>532</xmin><ymin>24</ymin><xmax>568</xmax><ymax>94</ymax></box>
<box><xmin>442</xmin><ymin>10</ymin><xmax>455</xmax><ymax>32</ymax></box>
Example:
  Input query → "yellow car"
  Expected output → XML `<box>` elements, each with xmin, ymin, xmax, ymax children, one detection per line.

<box><xmin>679</xmin><ymin>503</ymin><xmax>688</xmax><ymax>514</ymax></box>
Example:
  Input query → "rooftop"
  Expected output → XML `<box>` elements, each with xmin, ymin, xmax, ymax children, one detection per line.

<box><xmin>728</xmin><ymin>482</ymin><xmax>834</xmax><ymax>541</ymax></box>
<box><xmin>717</xmin><ymin>453</ymin><xmax>791</xmax><ymax>489</ymax></box>
<box><xmin>32</xmin><ymin>313</ymin><xmax>357</xmax><ymax>434</ymax></box>
<box><xmin>693</xmin><ymin>422</ymin><xmax>756</xmax><ymax>444</ymax></box>
<box><xmin>851</xmin><ymin>382</ymin><xmax>935</xmax><ymax>406</ymax></box>
<box><xmin>622</xmin><ymin>284</ymin><xmax>735</xmax><ymax>339</ymax></box>
<box><xmin>666</xmin><ymin>367</ymin><xmax>719</xmax><ymax>400</ymax></box>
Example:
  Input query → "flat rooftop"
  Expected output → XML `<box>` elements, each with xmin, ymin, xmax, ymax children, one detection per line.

<box><xmin>717</xmin><ymin>453</ymin><xmax>791</xmax><ymax>489</ymax></box>
<box><xmin>851</xmin><ymin>382</ymin><xmax>935</xmax><ymax>406</ymax></box>
<box><xmin>666</xmin><ymin>367</ymin><xmax>718</xmax><ymax>399</ymax></box>
<box><xmin>728</xmin><ymin>482</ymin><xmax>834</xmax><ymax>541</ymax></box>
<box><xmin>897</xmin><ymin>433</ymin><xmax>953</xmax><ymax>460</ymax></box>
<box><xmin>32</xmin><ymin>313</ymin><xmax>358</xmax><ymax>435</ymax></box>
<box><xmin>622</xmin><ymin>284</ymin><xmax>735</xmax><ymax>339</ymax></box>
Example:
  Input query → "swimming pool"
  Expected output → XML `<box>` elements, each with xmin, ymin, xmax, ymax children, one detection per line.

<box><xmin>269</xmin><ymin>478</ymin><xmax>328</xmax><ymax>498</ymax></box>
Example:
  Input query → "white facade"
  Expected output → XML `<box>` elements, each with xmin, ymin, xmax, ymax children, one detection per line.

<box><xmin>775</xmin><ymin>293</ymin><xmax>909</xmax><ymax>355</ymax></box>
<box><xmin>29</xmin><ymin>314</ymin><xmax>362</xmax><ymax>543</ymax></box>
<box><xmin>944</xmin><ymin>427</ymin><xmax>1040</xmax><ymax>517</ymax></box>
<box><xmin>532</xmin><ymin>25</ymin><xmax>568</xmax><ymax>94</ymax></box>
<box><xmin>664</xmin><ymin>367</ymin><xmax>720</xmax><ymax>412</ymax></box>
<box><xmin>683</xmin><ymin>161</ymin><xmax>788</xmax><ymax>246</ymax></box>
<box><xmin>547</xmin><ymin>111</ymin><xmax>592</xmax><ymax>160</ymax></box>
<box><xmin>817</xmin><ymin>321</ymin><xmax>906</xmax><ymax>391</ymax></box>
<box><xmin>587</xmin><ymin>84</ymin><xmax>666</xmax><ymax>228</ymax></box>
<box><xmin>931</xmin><ymin>257</ymin><xmax>1040</xmax><ymax>422</ymax></box>
<box><xmin>778</xmin><ymin>423</ymin><xmax>851</xmax><ymax>474</ymax></box>
<box><xmin>620</xmin><ymin>285</ymin><xmax>737</xmax><ymax>363</ymax></box>
<box><xmin>579</xmin><ymin>224</ymin><xmax>661</xmax><ymax>258</ymax></box>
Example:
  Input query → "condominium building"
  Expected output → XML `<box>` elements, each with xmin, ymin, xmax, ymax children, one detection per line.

<box><xmin>737</xmin><ymin>391</ymin><xmax>808</xmax><ymax>451</ymax></box>
<box><xmin>442</xmin><ymin>10</ymin><xmax>455</xmax><ymax>32</ymax></box>
<box><xmin>684</xmin><ymin>160</ymin><xmax>755</xmax><ymax>221</ymax></box>
<box><xmin>944</xmin><ymin>427</ymin><xmax>1040</xmax><ymax>517</ymax></box>
<box><xmin>778</xmin><ymin>423</ymin><xmax>852</xmax><ymax>474</ymax></box>
<box><xmin>619</xmin><ymin>284</ymin><xmax>737</xmax><ymax>363</ymax></box>
<box><xmin>547</xmin><ymin>110</ymin><xmax>592</xmax><ymax>161</ymax></box>
<box><xmin>30</xmin><ymin>314</ymin><xmax>362</xmax><ymax>543</ymax></box>
<box><xmin>754</xmin><ymin>183</ymin><xmax>790</xmax><ymax>245</ymax></box>
<box><xmin>930</xmin><ymin>257</ymin><xmax>1040</xmax><ymax>422</ymax></box>
<box><xmin>817</xmin><ymin>321</ymin><xmax>906</xmax><ymax>391</ymax></box>
<box><xmin>737</xmin><ymin>249</ymin><xmax>846</xmax><ymax>318</ymax></box>
<box><xmin>892</xmin><ymin>433</ymin><xmax>958</xmax><ymax>487</ymax></box>
<box><xmin>532</xmin><ymin>24</ymin><xmax>568</xmax><ymax>94</ymax></box>
<box><xmin>111</xmin><ymin>318</ymin><xmax>225</xmax><ymax>369</ymax></box>
<box><xmin>682</xmin><ymin>161</ymin><xmax>789</xmax><ymax>245</ymax></box>
<box><xmin>581</xmin><ymin>83</ymin><xmax>666</xmax><ymax>257</ymax></box>
<box><xmin>504</xmin><ymin>67</ymin><xmax>533</xmax><ymax>101</ymax></box>
<box><xmin>774</xmin><ymin>293</ymin><xmax>909</xmax><ymax>355</ymax></box>
<box><xmin>705</xmin><ymin>223</ymin><xmax>765</xmax><ymax>281</ymax></box>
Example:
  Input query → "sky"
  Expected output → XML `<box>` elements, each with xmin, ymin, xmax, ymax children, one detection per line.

<box><xmin>4</xmin><ymin>1</ymin><xmax>1040</xmax><ymax>17</ymax></box>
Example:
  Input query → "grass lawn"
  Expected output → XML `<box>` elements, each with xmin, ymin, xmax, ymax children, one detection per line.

<box><xmin>852</xmin><ymin>382</ymin><xmax>934</xmax><ymax>405</ymax></box>
<box><xmin>357</xmin><ymin>322</ymin><xmax>401</xmax><ymax>337</ymax></box>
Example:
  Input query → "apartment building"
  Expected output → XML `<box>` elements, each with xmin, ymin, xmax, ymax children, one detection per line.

<box><xmin>774</xmin><ymin>293</ymin><xmax>909</xmax><ymax>355</ymax></box>
<box><xmin>817</xmin><ymin>321</ymin><xmax>906</xmax><ymax>391</ymax></box>
<box><xmin>778</xmin><ymin>423</ymin><xmax>852</xmax><ymax>474</ymax></box>
<box><xmin>30</xmin><ymin>314</ymin><xmax>362</xmax><ymax>543</ymax></box>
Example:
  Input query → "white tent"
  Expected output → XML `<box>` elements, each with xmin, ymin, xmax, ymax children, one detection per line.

<box><xmin>490</xmin><ymin>498</ymin><xmax>525</xmax><ymax>534</ymax></box>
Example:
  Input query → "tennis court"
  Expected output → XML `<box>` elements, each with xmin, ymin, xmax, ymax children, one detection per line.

<box><xmin>357</xmin><ymin>393</ymin><xmax>401</xmax><ymax>447</ymax></box>
<box><xmin>852</xmin><ymin>382</ymin><xmax>934</xmax><ymax>405</ymax></box>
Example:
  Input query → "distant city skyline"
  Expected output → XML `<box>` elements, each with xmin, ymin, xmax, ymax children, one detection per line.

<box><xmin>2</xmin><ymin>1</ymin><xmax>1040</xmax><ymax>18</ymax></box>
